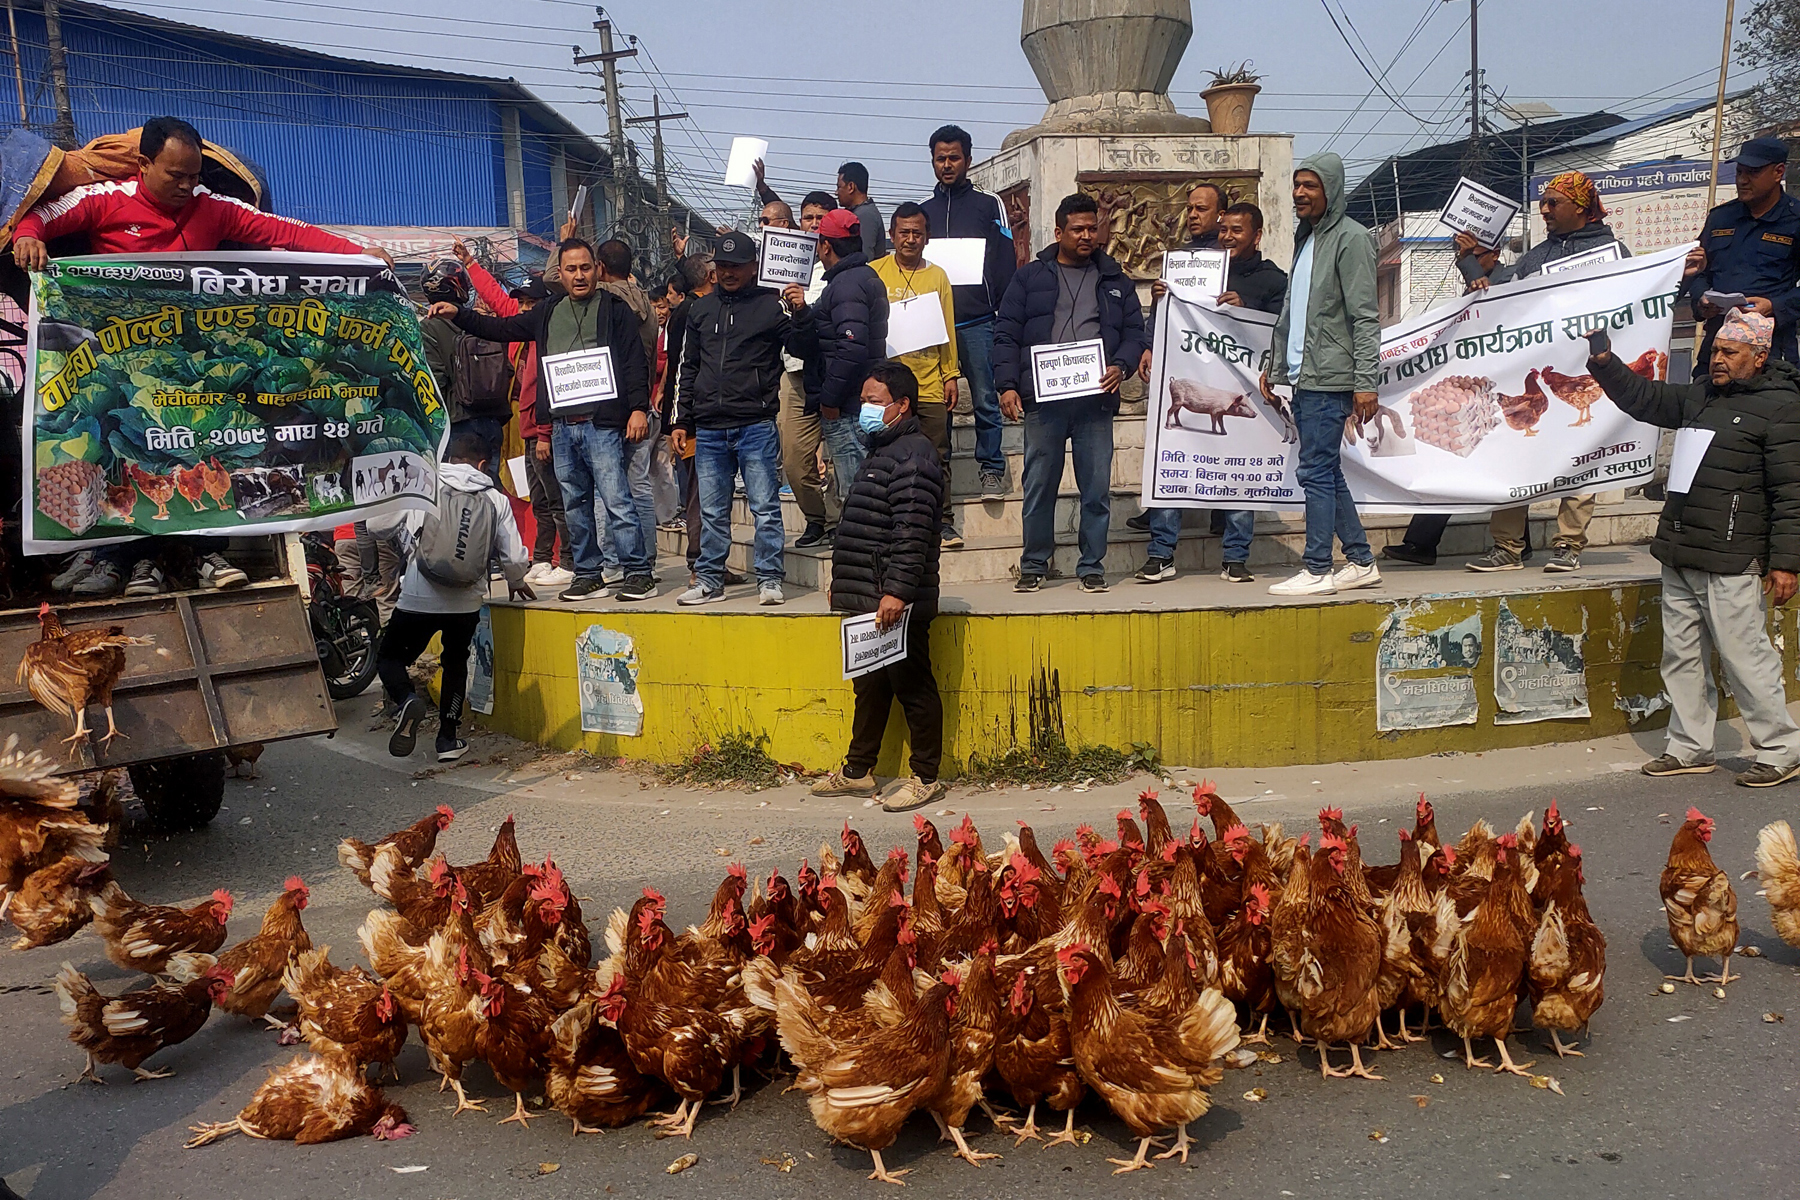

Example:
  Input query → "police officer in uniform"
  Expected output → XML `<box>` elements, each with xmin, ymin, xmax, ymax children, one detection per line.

<box><xmin>1686</xmin><ymin>135</ymin><xmax>1800</xmax><ymax>373</ymax></box>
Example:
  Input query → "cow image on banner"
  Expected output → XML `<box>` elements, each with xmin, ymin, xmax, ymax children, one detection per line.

<box><xmin>1141</xmin><ymin>242</ymin><xmax>1692</xmax><ymax>513</ymax></box>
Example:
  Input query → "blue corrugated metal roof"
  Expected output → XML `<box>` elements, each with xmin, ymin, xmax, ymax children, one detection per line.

<box><xmin>1551</xmin><ymin>90</ymin><xmax>1756</xmax><ymax>152</ymax></box>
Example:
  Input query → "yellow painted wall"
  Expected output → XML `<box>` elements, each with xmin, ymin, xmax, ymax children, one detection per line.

<box><xmin>477</xmin><ymin>586</ymin><xmax>1800</xmax><ymax>773</ymax></box>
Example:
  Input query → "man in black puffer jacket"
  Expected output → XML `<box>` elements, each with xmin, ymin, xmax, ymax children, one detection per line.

<box><xmin>811</xmin><ymin>361</ymin><xmax>947</xmax><ymax>814</ymax></box>
<box><xmin>1585</xmin><ymin>309</ymin><xmax>1800</xmax><ymax>788</ymax></box>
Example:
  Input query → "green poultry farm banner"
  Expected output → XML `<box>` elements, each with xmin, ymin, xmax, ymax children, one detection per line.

<box><xmin>1141</xmin><ymin>242</ymin><xmax>1689</xmax><ymax>513</ymax></box>
<box><xmin>20</xmin><ymin>251</ymin><xmax>448</xmax><ymax>554</ymax></box>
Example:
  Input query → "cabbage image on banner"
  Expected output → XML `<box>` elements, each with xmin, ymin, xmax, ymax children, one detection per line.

<box><xmin>576</xmin><ymin>624</ymin><xmax>643</xmax><ymax>737</ymax></box>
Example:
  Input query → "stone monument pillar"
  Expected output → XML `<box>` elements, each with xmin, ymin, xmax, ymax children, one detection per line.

<box><xmin>972</xmin><ymin>0</ymin><xmax>1295</xmax><ymax>280</ymax></box>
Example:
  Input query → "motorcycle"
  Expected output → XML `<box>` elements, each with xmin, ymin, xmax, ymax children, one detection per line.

<box><xmin>303</xmin><ymin>531</ymin><xmax>381</xmax><ymax>701</ymax></box>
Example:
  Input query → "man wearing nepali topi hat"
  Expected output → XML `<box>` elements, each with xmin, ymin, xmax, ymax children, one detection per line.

<box><xmin>1586</xmin><ymin>306</ymin><xmax>1800</xmax><ymax>788</ymax></box>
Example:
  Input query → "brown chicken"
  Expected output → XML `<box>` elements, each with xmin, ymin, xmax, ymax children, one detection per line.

<box><xmin>125</xmin><ymin>462</ymin><xmax>176</xmax><ymax>520</ymax></box>
<box><xmin>18</xmin><ymin>603</ymin><xmax>156</xmax><ymax>753</ymax></box>
<box><xmin>545</xmin><ymin>998</ymin><xmax>660</xmax><ymax>1135</ymax></box>
<box><xmin>184</xmin><ymin>1054</ymin><xmax>413</xmax><ymax>1147</ymax></box>
<box><xmin>1539</xmin><ymin>364</ymin><xmax>1605</xmax><ymax>426</ymax></box>
<box><xmin>1528</xmin><ymin>847</ymin><xmax>1606</xmax><ymax>1057</ymax></box>
<box><xmin>174</xmin><ymin>462</ymin><xmax>208</xmax><ymax>513</ymax></box>
<box><xmin>415</xmin><ymin>940</ymin><xmax>486</xmax><ymax>1115</ymax></box>
<box><xmin>931</xmin><ymin>951</ymin><xmax>1003</xmax><ymax>1167</ymax></box>
<box><xmin>1443</xmin><ymin>834</ymin><xmax>1534</xmax><ymax>1075</ymax></box>
<box><xmin>1059</xmin><ymin>943</ymin><xmax>1239</xmax><ymax>1173</ymax></box>
<box><xmin>283</xmin><ymin>945</ymin><xmax>408</xmax><ymax>1077</ymax></box>
<box><xmin>91</xmin><ymin>881</ymin><xmax>233</xmax><ymax>977</ymax></box>
<box><xmin>7</xmin><ymin>856</ymin><xmax>111</xmax><ymax>949</ymax></box>
<box><xmin>1661</xmin><ymin>807</ymin><xmax>1739</xmax><ymax>988</ymax></box>
<box><xmin>1293</xmin><ymin>834</ymin><xmax>1383</xmax><ymax>1080</ymax></box>
<box><xmin>452</xmin><ymin>813</ymin><xmax>524</xmax><ymax>909</ymax></box>
<box><xmin>215</xmin><ymin>876</ymin><xmax>313</xmax><ymax>1022</ymax></box>
<box><xmin>1754</xmin><ymin>819</ymin><xmax>1800</xmax><ymax>949</ymax></box>
<box><xmin>1</xmin><ymin>738</ymin><xmax>107</xmax><ymax>921</ymax></box>
<box><xmin>338</xmin><ymin>804</ymin><xmax>455</xmax><ymax>895</ymax></box>
<box><xmin>225</xmin><ymin>743</ymin><xmax>264</xmax><ymax>780</ymax></box>
<box><xmin>1217</xmin><ymin>881</ymin><xmax>1276</xmax><ymax>1041</ymax></box>
<box><xmin>610</xmin><ymin>966</ymin><xmax>744</xmax><ymax>1141</ymax></box>
<box><xmin>1497</xmin><ymin>369</ymin><xmax>1549</xmax><ymax>435</ymax></box>
<box><xmin>201</xmin><ymin>457</ymin><xmax>234</xmax><ymax>509</ymax></box>
<box><xmin>55</xmin><ymin>957</ymin><xmax>234</xmax><ymax>1081</ymax></box>
<box><xmin>992</xmin><ymin>959</ymin><xmax>1085</xmax><ymax>1148</ymax></box>
<box><xmin>470</xmin><ymin>966</ymin><xmax>555</xmax><ymax>1127</ymax></box>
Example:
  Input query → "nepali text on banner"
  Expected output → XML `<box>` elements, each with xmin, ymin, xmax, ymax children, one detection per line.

<box><xmin>1141</xmin><ymin>242</ymin><xmax>1691</xmax><ymax>513</ymax></box>
<box><xmin>21</xmin><ymin>251</ymin><xmax>449</xmax><ymax>554</ymax></box>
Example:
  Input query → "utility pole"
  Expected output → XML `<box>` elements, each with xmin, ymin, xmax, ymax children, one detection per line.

<box><xmin>573</xmin><ymin>8</ymin><xmax>637</xmax><ymax>238</ymax></box>
<box><xmin>626</xmin><ymin>92</ymin><xmax>689</xmax><ymax>220</ymax></box>
<box><xmin>1468</xmin><ymin>0</ymin><xmax>1481</xmax><ymax>143</ymax></box>
<box><xmin>1704</xmin><ymin>0</ymin><xmax>1737</xmax><ymax>211</ymax></box>
<box><xmin>41</xmin><ymin>0</ymin><xmax>76</xmax><ymax>148</ymax></box>
<box><xmin>6</xmin><ymin>1</ymin><xmax>28</xmax><ymax>126</ymax></box>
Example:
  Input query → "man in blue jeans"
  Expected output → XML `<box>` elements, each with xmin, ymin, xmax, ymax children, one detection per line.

<box><xmin>672</xmin><ymin>231</ymin><xmax>795</xmax><ymax>605</ymax></box>
<box><xmin>1261</xmin><ymin>152</ymin><xmax>1382</xmax><ymax>597</ymax></box>
<box><xmin>993</xmin><ymin>193</ymin><xmax>1148</xmax><ymax>592</ymax></box>
<box><xmin>920</xmin><ymin>123</ymin><xmax>1018</xmax><ymax>499</ymax></box>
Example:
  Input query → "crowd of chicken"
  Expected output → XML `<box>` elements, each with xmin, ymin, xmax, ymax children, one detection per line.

<box><xmin>8</xmin><ymin>734</ymin><xmax>1800</xmax><ymax>1183</ymax></box>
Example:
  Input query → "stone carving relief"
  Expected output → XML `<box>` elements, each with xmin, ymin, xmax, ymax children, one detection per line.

<box><xmin>1079</xmin><ymin>173</ymin><xmax>1258</xmax><ymax>280</ymax></box>
<box><xmin>999</xmin><ymin>182</ymin><xmax>1032</xmax><ymax>268</ymax></box>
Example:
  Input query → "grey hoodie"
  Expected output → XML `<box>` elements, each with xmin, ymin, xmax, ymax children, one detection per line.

<box><xmin>1268</xmin><ymin>151</ymin><xmax>1382</xmax><ymax>394</ymax></box>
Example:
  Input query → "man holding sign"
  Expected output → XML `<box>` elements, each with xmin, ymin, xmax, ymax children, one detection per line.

<box><xmin>994</xmin><ymin>193</ymin><xmax>1148</xmax><ymax>592</ymax></box>
<box><xmin>811</xmin><ymin>361</ymin><xmax>947</xmax><ymax>812</ymax></box>
<box><xmin>434</xmin><ymin>236</ymin><xmax>653</xmax><ymax>603</ymax></box>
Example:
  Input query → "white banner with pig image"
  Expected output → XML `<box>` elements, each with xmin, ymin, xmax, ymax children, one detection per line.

<box><xmin>1142</xmin><ymin>243</ymin><xmax>1690</xmax><ymax>512</ymax></box>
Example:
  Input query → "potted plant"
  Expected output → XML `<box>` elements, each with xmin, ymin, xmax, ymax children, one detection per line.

<box><xmin>1201</xmin><ymin>63</ymin><xmax>1262</xmax><ymax>136</ymax></box>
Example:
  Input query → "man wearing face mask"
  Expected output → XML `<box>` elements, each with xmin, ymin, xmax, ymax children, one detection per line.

<box><xmin>812</xmin><ymin>360</ymin><xmax>947</xmax><ymax>813</ymax></box>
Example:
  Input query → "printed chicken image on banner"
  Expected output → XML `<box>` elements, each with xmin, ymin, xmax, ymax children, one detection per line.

<box><xmin>21</xmin><ymin>251</ymin><xmax>449</xmax><ymax>553</ymax></box>
<box><xmin>1142</xmin><ymin>243</ymin><xmax>1691</xmax><ymax>512</ymax></box>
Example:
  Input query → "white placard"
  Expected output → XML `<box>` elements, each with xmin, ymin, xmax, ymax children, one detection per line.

<box><xmin>1667</xmin><ymin>426</ymin><xmax>1715</xmax><ymax>494</ymax></box>
<box><xmin>1162</xmin><ymin>248</ymin><xmax>1229</xmax><ymax>300</ymax></box>
<box><xmin>1703</xmin><ymin>289</ymin><xmax>1749</xmax><ymax>309</ymax></box>
<box><xmin>724</xmin><ymin>137</ymin><xmax>767</xmax><ymax>187</ymax></box>
<box><xmin>924</xmin><ymin>237</ymin><xmax>985</xmax><ymax>286</ymax></box>
<box><xmin>1030</xmin><ymin>338</ymin><xmax>1106</xmax><ymax>403</ymax></box>
<box><xmin>569</xmin><ymin>183</ymin><xmax>589</xmax><ymax>224</ymax></box>
<box><xmin>886</xmin><ymin>294</ymin><xmax>949</xmax><ymax>357</ymax></box>
<box><xmin>506</xmin><ymin>454</ymin><xmax>530</xmax><ymax>501</ymax></box>
<box><xmin>842</xmin><ymin>605</ymin><xmax>912</xmax><ymax>679</ymax></box>
<box><xmin>1439</xmin><ymin>176</ymin><xmax>1523</xmax><ymax>247</ymax></box>
<box><xmin>758</xmin><ymin>227</ymin><xmax>818</xmax><ymax>288</ymax></box>
<box><xmin>543</xmin><ymin>345</ymin><xmax>619</xmax><ymax>411</ymax></box>
<box><xmin>1539</xmin><ymin>241</ymin><xmax>1624</xmax><ymax>275</ymax></box>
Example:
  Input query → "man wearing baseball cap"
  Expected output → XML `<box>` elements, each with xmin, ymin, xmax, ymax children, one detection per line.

<box><xmin>1584</xmin><ymin>307</ymin><xmax>1800</xmax><ymax>788</ymax></box>
<box><xmin>672</xmin><ymin>229</ymin><xmax>799</xmax><ymax>605</ymax></box>
<box><xmin>787</xmin><ymin>207</ymin><xmax>890</xmax><ymax>499</ymax></box>
<box><xmin>1685</xmin><ymin>135</ymin><xmax>1800</xmax><ymax>372</ymax></box>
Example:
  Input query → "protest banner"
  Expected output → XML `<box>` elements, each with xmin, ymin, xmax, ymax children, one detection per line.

<box><xmin>22</xmin><ymin>251</ymin><xmax>448</xmax><ymax>554</ymax></box>
<box><xmin>842</xmin><ymin>605</ymin><xmax>911</xmax><ymax>680</ymax></box>
<box><xmin>1438</xmin><ymin>176</ymin><xmax>1522</xmax><ymax>247</ymax></box>
<box><xmin>758</xmin><ymin>227</ymin><xmax>818</xmax><ymax>289</ymax></box>
<box><xmin>1141</xmin><ymin>243</ymin><xmax>1690</xmax><ymax>513</ymax></box>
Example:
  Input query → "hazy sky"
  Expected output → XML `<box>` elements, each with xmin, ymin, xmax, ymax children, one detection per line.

<box><xmin>112</xmin><ymin>0</ymin><xmax>1744</xmax><ymax>222</ymax></box>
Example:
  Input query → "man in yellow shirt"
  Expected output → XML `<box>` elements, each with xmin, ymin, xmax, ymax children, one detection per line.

<box><xmin>872</xmin><ymin>201</ymin><xmax>961</xmax><ymax>546</ymax></box>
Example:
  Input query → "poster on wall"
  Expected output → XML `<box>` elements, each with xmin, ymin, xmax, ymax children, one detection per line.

<box><xmin>468</xmin><ymin>605</ymin><xmax>495</xmax><ymax>716</ymax></box>
<box><xmin>577</xmin><ymin>624</ymin><xmax>643</xmax><ymax>736</ymax></box>
<box><xmin>1493</xmin><ymin>600</ymin><xmax>1589</xmax><ymax>724</ymax></box>
<box><xmin>1376</xmin><ymin>605</ymin><xmax>1482</xmax><ymax>731</ymax></box>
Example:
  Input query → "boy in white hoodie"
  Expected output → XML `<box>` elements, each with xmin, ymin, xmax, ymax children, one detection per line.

<box><xmin>370</xmin><ymin>429</ymin><xmax>533</xmax><ymax>761</ymax></box>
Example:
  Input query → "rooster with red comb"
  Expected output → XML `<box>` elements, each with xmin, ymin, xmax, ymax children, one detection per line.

<box><xmin>1660</xmin><ymin>806</ymin><xmax>1739</xmax><ymax>988</ymax></box>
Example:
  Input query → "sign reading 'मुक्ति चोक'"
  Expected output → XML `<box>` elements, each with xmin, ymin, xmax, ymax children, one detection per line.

<box><xmin>1141</xmin><ymin>242</ymin><xmax>1692</xmax><ymax>513</ymax></box>
<box><xmin>22</xmin><ymin>251</ymin><xmax>448</xmax><ymax>554</ymax></box>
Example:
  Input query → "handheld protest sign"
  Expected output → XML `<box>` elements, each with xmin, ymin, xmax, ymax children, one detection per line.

<box><xmin>1030</xmin><ymin>338</ymin><xmax>1106</xmax><ymax>403</ymax></box>
<box><xmin>1162</xmin><ymin>248</ymin><xmax>1229</xmax><ymax>300</ymax></box>
<box><xmin>1439</xmin><ymin>177</ymin><xmax>1522</xmax><ymax>248</ymax></box>
<box><xmin>725</xmin><ymin>137</ymin><xmax>768</xmax><ymax>186</ymax></box>
<box><xmin>1538</xmin><ymin>241</ymin><xmax>1624</xmax><ymax>275</ymax></box>
<box><xmin>543</xmin><ymin>346</ymin><xmax>619</xmax><ymax>411</ymax></box>
<box><xmin>924</xmin><ymin>238</ymin><xmax>985</xmax><ymax>286</ymax></box>
<box><xmin>886</xmin><ymin>294</ymin><xmax>949</xmax><ymax>357</ymax></box>
<box><xmin>758</xmin><ymin>227</ymin><xmax>817</xmax><ymax>289</ymax></box>
<box><xmin>842</xmin><ymin>606</ymin><xmax>911</xmax><ymax>679</ymax></box>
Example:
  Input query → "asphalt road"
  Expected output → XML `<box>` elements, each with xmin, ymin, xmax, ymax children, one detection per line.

<box><xmin>3</xmin><ymin>729</ymin><xmax>1798</xmax><ymax>1200</ymax></box>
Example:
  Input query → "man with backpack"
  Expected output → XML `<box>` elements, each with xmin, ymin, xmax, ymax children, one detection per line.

<box><xmin>369</xmin><ymin>429</ymin><xmax>533</xmax><ymax>763</ymax></box>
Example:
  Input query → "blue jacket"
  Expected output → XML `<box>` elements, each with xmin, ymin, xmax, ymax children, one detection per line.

<box><xmin>788</xmin><ymin>252</ymin><xmax>889</xmax><ymax>415</ymax></box>
<box><xmin>1688</xmin><ymin>193</ymin><xmax>1800</xmax><ymax>363</ymax></box>
<box><xmin>919</xmin><ymin>178</ymin><xmax>1018</xmax><ymax>326</ymax></box>
<box><xmin>992</xmin><ymin>245</ymin><xmax>1148</xmax><ymax>413</ymax></box>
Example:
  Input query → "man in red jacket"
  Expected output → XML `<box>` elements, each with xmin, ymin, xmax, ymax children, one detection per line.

<box><xmin>16</xmin><ymin>116</ymin><xmax>388</xmax><ymax>598</ymax></box>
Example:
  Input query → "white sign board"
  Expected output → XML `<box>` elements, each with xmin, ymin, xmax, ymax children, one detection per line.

<box><xmin>886</xmin><ymin>294</ymin><xmax>949</xmax><ymax>357</ymax></box>
<box><xmin>842</xmin><ymin>605</ymin><xmax>912</xmax><ymax>679</ymax></box>
<box><xmin>568</xmin><ymin>183</ymin><xmax>589</xmax><ymax>224</ymax></box>
<box><xmin>758</xmin><ymin>227</ymin><xmax>818</xmax><ymax>288</ymax></box>
<box><xmin>506</xmin><ymin>454</ymin><xmax>530</xmax><ymax>501</ymax></box>
<box><xmin>542</xmin><ymin>346</ymin><xmax>619</xmax><ymax>411</ymax></box>
<box><xmin>1162</xmin><ymin>248</ymin><xmax>1229</xmax><ymax>300</ymax></box>
<box><xmin>1031</xmin><ymin>339</ymin><xmax>1106</xmax><ymax>403</ymax></box>
<box><xmin>924</xmin><ymin>238</ymin><xmax>985</xmax><ymax>286</ymax></box>
<box><xmin>1439</xmin><ymin>176</ymin><xmax>1523</xmax><ymax>247</ymax></box>
<box><xmin>724</xmin><ymin>137</ymin><xmax>768</xmax><ymax>187</ymax></box>
<box><xmin>1538</xmin><ymin>241</ymin><xmax>1625</xmax><ymax>275</ymax></box>
<box><xmin>1667</xmin><ymin>426</ymin><xmax>1715</xmax><ymax>494</ymax></box>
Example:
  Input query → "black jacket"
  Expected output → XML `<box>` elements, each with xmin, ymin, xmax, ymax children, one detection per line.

<box><xmin>1226</xmin><ymin>251</ymin><xmax>1289</xmax><ymax>315</ymax></box>
<box><xmin>789</xmin><ymin>252</ymin><xmax>889</xmax><ymax>415</ymax></box>
<box><xmin>919</xmin><ymin>178</ymin><xmax>1019</xmax><ymax>325</ymax></box>
<box><xmin>451</xmin><ymin>292</ymin><xmax>648</xmax><ymax>429</ymax></box>
<box><xmin>1592</xmin><ymin>352</ymin><xmax>1800</xmax><ymax>575</ymax></box>
<box><xmin>830</xmin><ymin>414</ymin><xmax>944</xmax><ymax>616</ymax></box>
<box><xmin>992</xmin><ymin>246</ymin><xmax>1149</xmax><ymax>413</ymax></box>
<box><xmin>673</xmin><ymin>285</ymin><xmax>792</xmax><ymax>433</ymax></box>
<box><xmin>1462</xmin><ymin>220</ymin><xmax>1629</xmax><ymax>286</ymax></box>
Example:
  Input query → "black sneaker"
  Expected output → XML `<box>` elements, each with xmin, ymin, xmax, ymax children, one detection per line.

<box><xmin>1135</xmin><ymin>557</ymin><xmax>1175</xmax><ymax>583</ymax></box>
<box><xmin>435</xmin><ymin>736</ymin><xmax>469</xmax><ymax>763</ymax></box>
<box><xmin>560</xmin><ymin>576</ymin><xmax>608</xmax><ymax>601</ymax></box>
<box><xmin>1014</xmin><ymin>573</ymin><xmax>1043</xmax><ymax>593</ymax></box>
<box><xmin>723</xmin><ymin>569</ymin><xmax>749</xmax><ymax>586</ymax></box>
<box><xmin>1221</xmin><ymin>562</ymin><xmax>1254</xmax><ymax>583</ymax></box>
<box><xmin>616</xmin><ymin>574</ymin><xmax>657</xmax><ymax>601</ymax></box>
<box><xmin>1126</xmin><ymin>512</ymin><xmax>1151</xmax><ymax>532</ymax></box>
<box><xmin>1079</xmin><ymin>574</ymin><xmax>1108</xmax><ymax>593</ymax></box>
<box><xmin>940</xmin><ymin>524</ymin><xmax>965</xmax><ymax>549</ymax></box>
<box><xmin>1381</xmin><ymin>542</ymin><xmax>1436</xmax><ymax>566</ymax></box>
<box><xmin>389</xmin><ymin>695</ymin><xmax>427</xmax><ymax>758</ymax></box>
<box><xmin>795</xmin><ymin>521</ymin><xmax>829</xmax><ymax>549</ymax></box>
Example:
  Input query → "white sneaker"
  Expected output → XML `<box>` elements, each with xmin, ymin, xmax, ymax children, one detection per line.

<box><xmin>677</xmin><ymin>584</ymin><xmax>726</xmax><ymax>606</ymax></box>
<box><xmin>523</xmin><ymin>562</ymin><xmax>549</xmax><ymax>585</ymax></box>
<box><xmin>1268</xmin><ymin>569</ymin><xmax>1336</xmax><ymax>597</ymax></box>
<box><xmin>51</xmin><ymin>550</ymin><xmax>96</xmax><ymax>592</ymax></box>
<box><xmin>198</xmin><ymin>552</ymin><xmax>248</xmax><ymax>589</ymax></box>
<box><xmin>1331</xmin><ymin>560</ymin><xmax>1381</xmax><ymax>592</ymax></box>
<box><xmin>539</xmin><ymin>566</ymin><xmax>574</xmax><ymax>587</ymax></box>
<box><xmin>759</xmin><ymin>582</ymin><xmax>785</xmax><ymax>606</ymax></box>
